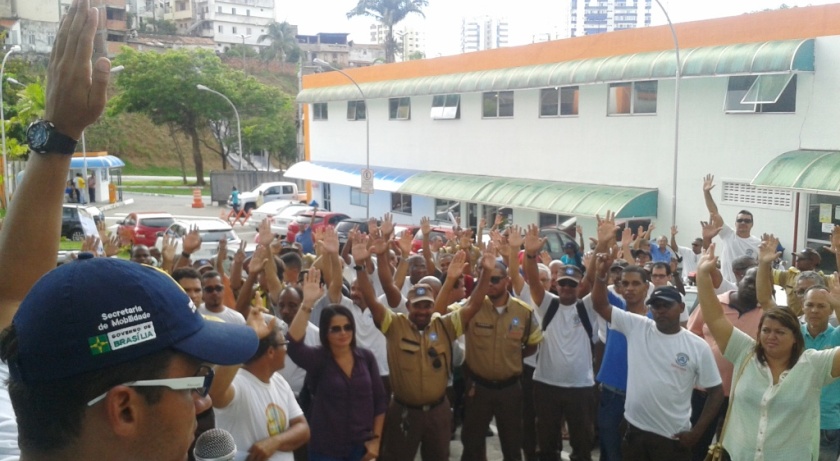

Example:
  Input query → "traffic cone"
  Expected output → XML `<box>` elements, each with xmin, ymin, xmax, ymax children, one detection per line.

<box><xmin>191</xmin><ymin>188</ymin><xmax>204</xmax><ymax>208</ymax></box>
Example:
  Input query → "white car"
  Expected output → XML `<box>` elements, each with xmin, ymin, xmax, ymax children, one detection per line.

<box><xmin>248</xmin><ymin>200</ymin><xmax>299</xmax><ymax>227</ymax></box>
<box><xmin>270</xmin><ymin>204</ymin><xmax>311</xmax><ymax>238</ymax></box>
<box><xmin>233</xmin><ymin>182</ymin><xmax>302</xmax><ymax>213</ymax></box>
<box><xmin>155</xmin><ymin>218</ymin><xmax>242</xmax><ymax>260</ymax></box>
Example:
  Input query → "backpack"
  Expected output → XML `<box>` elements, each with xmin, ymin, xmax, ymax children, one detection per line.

<box><xmin>541</xmin><ymin>297</ymin><xmax>593</xmax><ymax>341</ymax></box>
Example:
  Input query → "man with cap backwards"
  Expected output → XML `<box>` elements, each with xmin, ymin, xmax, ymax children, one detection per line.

<box><xmin>523</xmin><ymin>224</ymin><xmax>599</xmax><ymax>461</ymax></box>
<box><xmin>349</xmin><ymin>232</ymin><xmax>491</xmax><ymax>461</ymax></box>
<box><xmin>591</xmin><ymin>243</ymin><xmax>724</xmax><ymax>461</ymax></box>
<box><xmin>771</xmin><ymin>246</ymin><xmax>828</xmax><ymax>316</ymax></box>
<box><xmin>0</xmin><ymin>1</ymin><xmax>261</xmax><ymax>460</ymax></box>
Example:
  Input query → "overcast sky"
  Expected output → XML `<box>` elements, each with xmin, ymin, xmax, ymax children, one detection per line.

<box><xmin>278</xmin><ymin>1</ymin><xmax>839</xmax><ymax>56</ymax></box>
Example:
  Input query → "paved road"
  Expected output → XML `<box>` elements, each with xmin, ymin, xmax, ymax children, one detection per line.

<box><xmin>106</xmin><ymin>192</ymin><xmax>586</xmax><ymax>461</ymax></box>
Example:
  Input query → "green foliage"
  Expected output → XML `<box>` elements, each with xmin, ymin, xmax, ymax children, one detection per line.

<box><xmin>347</xmin><ymin>0</ymin><xmax>428</xmax><ymax>63</ymax></box>
<box><xmin>225</xmin><ymin>44</ymin><xmax>259</xmax><ymax>58</ymax></box>
<box><xmin>258</xmin><ymin>21</ymin><xmax>300</xmax><ymax>63</ymax></box>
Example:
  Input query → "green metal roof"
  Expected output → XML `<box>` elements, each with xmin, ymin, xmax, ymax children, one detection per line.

<box><xmin>398</xmin><ymin>172</ymin><xmax>658</xmax><ymax>218</ymax></box>
<box><xmin>298</xmin><ymin>39</ymin><xmax>814</xmax><ymax>103</ymax></box>
<box><xmin>752</xmin><ymin>150</ymin><xmax>840</xmax><ymax>193</ymax></box>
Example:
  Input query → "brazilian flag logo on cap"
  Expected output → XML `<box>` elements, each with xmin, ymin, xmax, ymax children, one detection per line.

<box><xmin>89</xmin><ymin>335</ymin><xmax>111</xmax><ymax>356</ymax></box>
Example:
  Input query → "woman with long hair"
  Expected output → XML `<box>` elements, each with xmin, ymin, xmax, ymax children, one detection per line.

<box><xmin>287</xmin><ymin>268</ymin><xmax>387</xmax><ymax>461</ymax></box>
<box><xmin>696</xmin><ymin>244</ymin><xmax>840</xmax><ymax>460</ymax></box>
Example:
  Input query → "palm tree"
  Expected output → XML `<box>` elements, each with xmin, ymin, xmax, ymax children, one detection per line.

<box><xmin>347</xmin><ymin>0</ymin><xmax>428</xmax><ymax>63</ymax></box>
<box><xmin>258</xmin><ymin>21</ymin><xmax>300</xmax><ymax>63</ymax></box>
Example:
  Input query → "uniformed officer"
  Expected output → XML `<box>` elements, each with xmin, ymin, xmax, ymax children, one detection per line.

<box><xmin>460</xmin><ymin>256</ymin><xmax>544</xmax><ymax>461</ymax></box>
<box><xmin>350</xmin><ymin>233</ymin><xmax>492</xmax><ymax>461</ymax></box>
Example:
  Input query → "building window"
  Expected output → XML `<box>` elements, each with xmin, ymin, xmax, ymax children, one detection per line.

<box><xmin>312</xmin><ymin>103</ymin><xmax>328</xmax><ymax>121</ymax></box>
<box><xmin>246</xmin><ymin>9</ymin><xmax>250</xmax><ymax>16</ymax></box>
<box><xmin>231</xmin><ymin>7</ymin><xmax>236</xmax><ymax>15</ymax></box>
<box><xmin>350</xmin><ymin>187</ymin><xmax>368</xmax><ymax>206</ymax></box>
<box><xmin>482</xmin><ymin>91</ymin><xmax>514</xmax><ymax>118</ymax></box>
<box><xmin>725</xmin><ymin>75</ymin><xmax>796</xmax><ymax>113</ymax></box>
<box><xmin>391</xmin><ymin>193</ymin><xmax>412</xmax><ymax>214</ymax></box>
<box><xmin>540</xmin><ymin>87</ymin><xmax>579</xmax><ymax>116</ymax></box>
<box><xmin>217</xmin><ymin>6</ymin><xmax>221</xmax><ymax>12</ymax></box>
<box><xmin>246</xmin><ymin>27</ymin><xmax>252</xmax><ymax>35</ymax></box>
<box><xmin>389</xmin><ymin>97</ymin><xmax>411</xmax><ymax>120</ymax></box>
<box><xmin>231</xmin><ymin>26</ymin><xmax>237</xmax><ymax>34</ymax></box>
<box><xmin>322</xmin><ymin>184</ymin><xmax>331</xmax><ymax>211</ymax></box>
<box><xmin>27</xmin><ymin>34</ymin><xmax>35</xmax><ymax>45</ymax></box>
<box><xmin>47</xmin><ymin>33</ymin><xmax>55</xmax><ymax>45</ymax></box>
<box><xmin>430</xmin><ymin>94</ymin><xmax>460</xmax><ymax>120</ymax></box>
<box><xmin>435</xmin><ymin>199</ymin><xmax>459</xmax><ymax>221</ymax></box>
<box><xmin>218</xmin><ymin>25</ymin><xmax>223</xmax><ymax>33</ymax></box>
<box><xmin>608</xmin><ymin>81</ymin><xmax>657</xmax><ymax>115</ymax></box>
<box><xmin>347</xmin><ymin>100</ymin><xmax>366</xmax><ymax>120</ymax></box>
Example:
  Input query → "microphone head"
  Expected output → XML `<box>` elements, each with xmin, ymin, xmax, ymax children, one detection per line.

<box><xmin>194</xmin><ymin>428</ymin><xmax>236</xmax><ymax>461</ymax></box>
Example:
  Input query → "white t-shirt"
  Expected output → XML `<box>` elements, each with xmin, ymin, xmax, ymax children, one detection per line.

<box><xmin>676</xmin><ymin>246</ymin><xmax>700</xmax><ymax>276</ymax></box>
<box><xmin>280</xmin><ymin>321</ymin><xmax>320</xmax><ymax>395</ymax></box>
<box><xmin>533</xmin><ymin>292</ymin><xmax>597</xmax><ymax>387</ymax></box>
<box><xmin>311</xmin><ymin>295</ymin><xmax>389</xmax><ymax>375</ymax></box>
<box><xmin>199</xmin><ymin>305</ymin><xmax>246</xmax><ymax>325</ymax></box>
<box><xmin>376</xmin><ymin>293</ymin><xmax>409</xmax><ymax>316</ymax></box>
<box><xmin>215</xmin><ymin>370</ymin><xmax>303</xmax><ymax>461</ymax></box>
<box><xmin>610</xmin><ymin>307</ymin><xmax>721</xmax><ymax>438</ymax></box>
<box><xmin>0</xmin><ymin>363</ymin><xmax>19</xmax><ymax>461</ymax></box>
<box><xmin>717</xmin><ymin>225</ymin><xmax>760</xmax><ymax>283</ymax></box>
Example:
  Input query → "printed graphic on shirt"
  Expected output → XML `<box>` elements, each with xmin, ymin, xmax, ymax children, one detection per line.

<box><xmin>674</xmin><ymin>353</ymin><xmax>690</xmax><ymax>370</ymax></box>
<box><xmin>266</xmin><ymin>403</ymin><xmax>288</xmax><ymax>436</ymax></box>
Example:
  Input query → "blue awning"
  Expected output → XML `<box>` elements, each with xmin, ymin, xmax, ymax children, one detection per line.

<box><xmin>69</xmin><ymin>155</ymin><xmax>125</xmax><ymax>169</ymax></box>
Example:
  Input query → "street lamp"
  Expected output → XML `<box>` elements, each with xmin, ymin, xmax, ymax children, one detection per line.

<box><xmin>197</xmin><ymin>84</ymin><xmax>242</xmax><ymax>170</ymax></box>
<box><xmin>239</xmin><ymin>34</ymin><xmax>252</xmax><ymax>74</ymax></box>
<box><xmin>653</xmin><ymin>0</ymin><xmax>681</xmax><ymax>224</ymax></box>
<box><xmin>313</xmin><ymin>58</ymin><xmax>371</xmax><ymax>219</ymax></box>
<box><xmin>1</xmin><ymin>45</ymin><xmax>20</xmax><ymax>206</ymax></box>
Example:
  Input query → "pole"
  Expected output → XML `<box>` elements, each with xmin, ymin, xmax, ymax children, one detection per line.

<box><xmin>313</xmin><ymin>58</ymin><xmax>370</xmax><ymax>219</ymax></box>
<box><xmin>1</xmin><ymin>45</ymin><xmax>20</xmax><ymax>206</ymax></box>
<box><xmin>654</xmin><ymin>0</ymin><xmax>681</xmax><ymax>225</ymax></box>
<box><xmin>197</xmin><ymin>84</ymin><xmax>242</xmax><ymax>170</ymax></box>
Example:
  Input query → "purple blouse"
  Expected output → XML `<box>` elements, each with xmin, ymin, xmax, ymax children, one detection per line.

<box><xmin>286</xmin><ymin>336</ymin><xmax>388</xmax><ymax>457</ymax></box>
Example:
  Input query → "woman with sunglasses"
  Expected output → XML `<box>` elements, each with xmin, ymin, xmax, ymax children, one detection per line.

<box><xmin>696</xmin><ymin>243</ymin><xmax>840</xmax><ymax>460</ymax></box>
<box><xmin>287</xmin><ymin>268</ymin><xmax>388</xmax><ymax>461</ymax></box>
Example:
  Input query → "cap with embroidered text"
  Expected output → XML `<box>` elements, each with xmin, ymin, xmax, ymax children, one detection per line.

<box><xmin>9</xmin><ymin>256</ymin><xmax>259</xmax><ymax>384</ymax></box>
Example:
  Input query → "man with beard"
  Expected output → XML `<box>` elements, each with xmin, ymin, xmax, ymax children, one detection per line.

<box><xmin>685</xmin><ymin>238</ymin><xmax>765</xmax><ymax>461</ymax></box>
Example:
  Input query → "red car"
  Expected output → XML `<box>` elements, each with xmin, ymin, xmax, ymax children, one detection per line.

<box><xmin>411</xmin><ymin>225</ymin><xmax>452</xmax><ymax>254</ymax></box>
<box><xmin>286</xmin><ymin>211</ymin><xmax>350</xmax><ymax>244</ymax></box>
<box><xmin>116</xmin><ymin>212</ymin><xmax>175</xmax><ymax>247</ymax></box>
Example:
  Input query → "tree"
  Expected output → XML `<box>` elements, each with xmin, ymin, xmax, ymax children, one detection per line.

<box><xmin>258</xmin><ymin>21</ymin><xmax>300</xmax><ymax>63</ymax></box>
<box><xmin>347</xmin><ymin>0</ymin><xmax>428</xmax><ymax>63</ymax></box>
<box><xmin>406</xmin><ymin>50</ymin><xmax>425</xmax><ymax>61</ymax></box>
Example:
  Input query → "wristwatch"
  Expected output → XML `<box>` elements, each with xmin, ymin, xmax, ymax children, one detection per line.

<box><xmin>26</xmin><ymin>120</ymin><xmax>78</xmax><ymax>155</ymax></box>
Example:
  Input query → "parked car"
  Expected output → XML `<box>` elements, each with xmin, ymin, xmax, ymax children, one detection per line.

<box><xmin>61</xmin><ymin>204</ymin><xmax>98</xmax><ymax>241</ymax></box>
<box><xmin>286</xmin><ymin>211</ymin><xmax>350</xmax><ymax>244</ymax></box>
<box><xmin>116</xmin><ymin>212</ymin><xmax>175</xmax><ymax>247</ymax></box>
<box><xmin>64</xmin><ymin>203</ymin><xmax>105</xmax><ymax>225</ymax></box>
<box><xmin>248</xmin><ymin>200</ymin><xmax>299</xmax><ymax>226</ymax></box>
<box><xmin>155</xmin><ymin>218</ymin><xmax>242</xmax><ymax>260</ymax></box>
<box><xmin>539</xmin><ymin>226</ymin><xmax>579</xmax><ymax>261</ymax></box>
<box><xmin>270</xmin><ymin>204</ymin><xmax>312</xmax><ymax>238</ymax></box>
<box><xmin>233</xmin><ymin>182</ymin><xmax>303</xmax><ymax>213</ymax></box>
<box><xmin>336</xmin><ymin>218</ymin><xmax>381</xmax><ymax>251</ymax></box>
<box><xmin>411</xmin><ymin>224</ymin><xmax>454</xmax><ymax>254</ymax></box>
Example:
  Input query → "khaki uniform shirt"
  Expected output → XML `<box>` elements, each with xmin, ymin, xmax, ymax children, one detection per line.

<box><xmin>465</xmin><ymin>296</ymin><xmax>543</xmax><ymax>381</ymax></box>
<box><xmin>773</xmin><ymin>268</ymin><xmax>826</xmax><ymax>316</ymax></box>
<box><xmin>380</xmin><ymin>310</ymin><xmax>463</xmax><ymax>406</ymax></box>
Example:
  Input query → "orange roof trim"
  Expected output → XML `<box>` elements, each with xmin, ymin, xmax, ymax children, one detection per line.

<box><xmin>304</xmin><ymin>4</ymin><xmax>840</xmax><ymax>90</ymax></box>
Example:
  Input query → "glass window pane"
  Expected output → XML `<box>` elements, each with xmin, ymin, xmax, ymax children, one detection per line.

<box><xmin>397</xmin><ymin>97</ymin><xmax>410</xmax><ymax>119</ymax></box>
<box><xmin>346</xmin><ymin>101</ymin><xmax>356</xmax><ymax>120</ymax></box>
<box><xmin>560</xmin><ymin>87</ymin><xmax>579</xmax><ymax>115</ymax></box>
<box><xmin>608</xmin><ymin>83</ymin><xmax>632</xmax><ymax>114</ymax></box>
<box><xmin>432</xmin><ymin>95</ymin><xmax>445</xmax><ymax>108</ymax></box>
<box><xmin>760</xmin><ymin>74</ymin><xmax>797</xmax><ymax>113</ymax></box>
<box><xmin>633</xmin><ymin>81</ymin><xmax>657</xmax><ymax>114</ymax></box>
<box><xmin>356</xmin><ymin>101</ymin><xmax>366</xmax><ymax>120</ymax></box>
<box><xmin>445</xmin><ymin>94</ymin><xmax>460</xmax><ymax>107</ymax></box>
<box><xmin>540</xmin><ymin>88</ymin><xmax>559</xmax><ymax>117</ymax></box>
<box><xmin>389</xmin><ymin>98</ymin><xmax>399</xmax><ymax>119</ymax></box>
<box><xmin>482</xmin><ymin>92</ymin><xmax>497</xmax><ymax>117</ymax></box>
<box><xmin>742</xmin><ymin>74</ymin><xmax>793</xmax><ymax>104</ymax></box>
<box><xmin>725</xmin><ymin>76</ymin><xmax>757</xmax><ymax>112</ymax></box>
<box><xmin>498</xmin><ymin>91</ymin><xmax>514</xmax><ymax>117</ymax></box>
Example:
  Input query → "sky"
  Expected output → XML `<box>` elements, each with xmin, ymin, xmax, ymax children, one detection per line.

<box><xmin>278</xmin><ymin>1</ymin><xmax>840</xmax><ymax>57</ymax></box>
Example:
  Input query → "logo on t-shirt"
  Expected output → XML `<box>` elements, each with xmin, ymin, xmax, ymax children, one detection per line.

<box><xmin>266</xmin><ymin>403</ymin><xmax>288</xmax><ymax>436</ymax></box>
<box><xmin>675</xmin><ymin>353</ymin><xmax>689</xmax><ymax>367</ymax></box>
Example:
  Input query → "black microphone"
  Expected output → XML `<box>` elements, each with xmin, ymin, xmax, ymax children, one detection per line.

<box><xmin>194</xmin><ymin>428</ymin><xmax>237</xmax><ymax>461</ymax></box>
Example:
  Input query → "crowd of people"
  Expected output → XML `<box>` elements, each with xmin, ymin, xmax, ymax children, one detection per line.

<box><xmin>3</xmin><ymin>2</ymin><xmax>840</xmax><ymax>461</ymax></box>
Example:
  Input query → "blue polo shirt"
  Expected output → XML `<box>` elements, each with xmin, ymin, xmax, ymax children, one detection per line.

<box><xmin>802</xmin><ymin>323</ymin><xmax>840</xmax><ymax>430</ymax></box>
<box><xmin>595</xmin><ymin>291</ymin><xmax>630</xmax><ymax>391</ymax></box>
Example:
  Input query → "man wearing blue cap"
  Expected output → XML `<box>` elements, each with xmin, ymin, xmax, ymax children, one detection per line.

<box><xmin>0</xmin><ymin>2</ymin><xmax>261</xmax><ymax>460</ymax></box>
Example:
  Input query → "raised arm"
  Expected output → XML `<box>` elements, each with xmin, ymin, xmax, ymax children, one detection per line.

<box><xmin>290</xmin><ymin>268</ymin><xmax>323</xmax><ymax>342</ymax></box>
<box><xmin>702</xmin><ymin>174</ymin><xmax>721</xmax><ymax>219</ymax></box>
<box><xmin>700</xmin><ymin>215</ymin><xmax>723</xmax><ymax>251</ymax></box>
<box><xmin>523</xmin><ymin>224</ymin><xmax>548</xmax><ymax>307</ymax></box>
<box><xmin>374</xmin><ymin>233</ymin><xmax>402</xmax><ymax>308</ymax></box>
<box><xmin>0</xmin><ymin>0</ymin><xmax>110</xmax><ymax>327</ymax></box>
<box><xmin>619</xmin><ymin>226</ymin><xmax>635</xmax><ymax>263</ymax></box>
<box><xmin>351</xmin><ymin>234</ymin><xmax>388</xmax><ymax>327</ymax></box>
<box><xmin>320</xmin><ymin>227</ymin><xmax>343</xmax><ymax>304</ymax></box>
<box><xmin>696</xmin><ymin>244</ymin><xmax>734</xmax><ymax>353</ymax></box>
<box><xmin>591</xmin><ymin>249</ymin><xmax>616</xmax><ymax>323</ymax></box>
<box><xmin>234</xmin><ymin>245</ymin><xmax>269</xmax><ymax>318</ymax></box>
<box><xmin>824</xmin><ymin>225</ymin><xmax>840</xmax><ymax>275</ymax></box>
<box><xmin>458</xmin><ymin>242</ymin><xmax>498</xmax><ymax>326</ymax></box>
<box><xmin>435</xmin><ymin>250</ymin><xmax>468</xmax><ymax>315</ymax></box>
<box><xmin>420</xmin><ymin>217</ymin><xmax>437</xmax><ymax>275</ymax></box>
<box><xmin>757</xmin><ymin>234</ymin><xmax>780</xmax><ymax>310</ymax></box>
<box><xmin>507</xmin><ymin>225</ymin><xmax>526</xmax><ymax>296</ymax></box>
<box><xmin>229</xmin><ymin>240</ymin><xmax>247</xmax><ymax>294</ymax></box>
<box><xmin>670</xmin><ymin>225</ymin><xmax>680</xmax><ymax>254</ymax></box>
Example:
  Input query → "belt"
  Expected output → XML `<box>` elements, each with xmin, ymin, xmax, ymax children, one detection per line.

<box><xmin>471</xmin><ymin>374</ymin><xmax>520</xmax><ymax>390</ymax></box>
<box><xmin>600</xmin><ymin>383</ymin><xmax>626</xmax><ymax>396</ymax></box>
<box><xmin>395</xmin><ymin>395</ymin><xmax>446</xmax><ymax>411</ymax></box>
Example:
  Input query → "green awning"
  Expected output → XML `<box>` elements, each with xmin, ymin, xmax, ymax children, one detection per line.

<box><xmin>752</xmin><ymin>150</ymin><xmax>840</xmax><ymax>193</ymax></box>
<box><xmin>398</xmin><ymin>172</ymin><xmax>658</xmax><ymax>218</ymax></box>
<box><xmin>298</xmin><ymin>39</ymin><xmax>814</xmax><ymax>103</ymax></box>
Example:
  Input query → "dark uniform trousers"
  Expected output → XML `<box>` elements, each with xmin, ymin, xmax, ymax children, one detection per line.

<box><xmin>380</xmin><ymin>395</ymin><xmax>452</xmax><ymax>461</ymax></box>
<box><xmin>521</xmin><ymin>364</ymin><xmax>538</xmax><ymax>460</ymax></box>
<box><xmin>461</xmin><ymin>377</ymin><xmax>523</xmax><ymax>461</ymax></box>
<box><xmin>622</xmin><ymin>423</ymin><xmax>690</xmax><ymax>461</ymax></box>
<box><xmin>534</xmin><ymin>382</ymin><xmax>594</xmax><ymax>461</ymax></box>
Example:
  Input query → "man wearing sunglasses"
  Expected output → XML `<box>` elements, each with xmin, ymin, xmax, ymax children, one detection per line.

<box><xmin>200</xmin><ymin>270</ymin><xmax>246</xmax><ymax>325</ymax></box>
<box><xmin>0</xmin><ymin>2</ymin><xmax>261</xmax><ymax>460</ymax></box>
<box><xmin>702</xmin><ymin>174</ymin><xmax>760</xmax><ymax>283</ymax></box>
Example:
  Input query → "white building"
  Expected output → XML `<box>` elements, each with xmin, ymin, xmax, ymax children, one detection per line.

<box><xmin>291</xmin><ymin>5</ymin><xmax>840</xmax><ymax>273</ymax></box>
<box><xmin>369</xmin><ymin>23</ymin><xmax>425</xmax><ymax>60</ymax></box>
<box><xmin>570</xmin><ymin>0</ymin><xmax>650</xmax><ymax>37</ymax></box>
<box><xmin>461</xmin><ymin>16</ymin><xmax>508</xmax><ymax>53</ymax></box>
<box><xmin>189</xmin><ymin>0</ymin><xmax>274</xmax><ymax>53</ymax></box>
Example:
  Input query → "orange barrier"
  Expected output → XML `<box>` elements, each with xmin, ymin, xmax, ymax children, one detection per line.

<box><xmin>191</xmin><ymin>188</ymin><xmax>204</xmax><ymax>208</ymax></box>
<box><xmin>220</xmin><ymin>209</ymin><xmax>250</xmax><ymax>225</ymax></box>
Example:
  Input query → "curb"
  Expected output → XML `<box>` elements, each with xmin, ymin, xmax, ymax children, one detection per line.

<box><xmin>97</xmin><ymin>198</ymin><xmax>135</xmax><ymax>211</ymax></box>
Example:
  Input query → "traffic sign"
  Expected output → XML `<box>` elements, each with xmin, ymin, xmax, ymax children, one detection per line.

<box><xmin>361</xmin><ymin>168</ymin><xmax>374</xmax><ymax>194</ymax></box>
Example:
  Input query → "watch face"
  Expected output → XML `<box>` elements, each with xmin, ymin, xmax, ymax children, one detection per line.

<box><xmin>27</xmin><ymin>122</ymin><xmax>49</xmax><ymax>150</ymax></box>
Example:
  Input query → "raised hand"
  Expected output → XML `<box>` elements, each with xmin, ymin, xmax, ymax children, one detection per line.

<box><xmin>671</xmin><ymin>225</ymin><xmax>678</xmax><ymax>237</ymax></box>
<box><xmin>81</xmin><ymin>235</ymin><xmax>100</xmax><ymax>256</ymax></box>
<box><xmin>233</xmin><ymin>239</ymin><xmax>247</xmax><ymax>265</ymax></box>
<box><xmin>249</xmin><ymin>245</ymin><xmax>269</xmax><ymax>274</ymax></box>
<box><xmin>302</xmin><ymin>267</ymin><xmax>323</xmax><ymax>303</ymax></box>
<box><xmin>825</xmin><ymin>225</ymin><xmax>840</xmax><ymax>254</ymax></box>
<box><xmin>703</xmin><ymin>174</ymin><xmax>715</xmax><ymax>192</ymax></box>
<box><xmin>420</xmin><ymin>216</ymin><xmax>431</xmax><ymax>235</ymax></box>
<box><xmin>380</xmin><ymin>212</ymin><xmax>394</xmax><ymax>237</ymax></box>
<box><xmin>701</xmin><ymin>218</ymin><xmax>722</xmax><ymax>241</ymax></box>
<box><xmin>321</xmin><ymin>226</ymin><xmax>339</xmax><ymax>254</ymax></box>
<box><xmin>696</xmin><ymin>244</ymin><xmax>718</xmax><ymax>274</ymax></box>
<box><xmin>104</xmin><ymin>234</ymin><xmax>121</xmax><ymax>257</ymax></box>
<box><xmin>351</xmin><ymin>233</ymin><xmax>371</xmax><ymax>263</ymax></box>
<box><xmin>508</xmin><ymin>225</ymin><xmax>524</xmax><ymax>250</ymax></box>
<box><xmin>481</xmin><ymin>242</ymin><xmax>498</xmax><ymax>271</ymax></box>
<box><xmin>398</xmin><ymin>228</ymin><xmax>413</xmax><ymax>256</ymax></box>
<box><xmin>539</xmin><ymin>250</ymin><xmax>551</xmax><ymax>266</ymax></box>
<box><xmin>620</xmin><ymin>226</ymin><xmax>633</xmax><ymax>248</ymax></box>
<box><xmin>494</xmin><ymin>214</ymin><xmax>504</xmax><ymax>228</ymax></box>
<box><xmin>183</xmin><ymin>224</ymin><xmax>202</xmax><ymax>254</ymax></box>
<box><xmin>161</xmin><ymin>234</ymin><xmax>177</xmax><ymax>262</ymax></box>
<box><xmin>258</xmin><ymin>218</ymin><xmax>273</xmax><ymax>246</ymax></box>
<box><xmin>447</xmin><ymin>250</ymin><xmax>469</xmax><ymax>279</ymax></box>
<box><xmin>758</xmin><ymin>234</ymin><xmax>781</xmax><ymax>264</ymax></box>
<box><xmin>596</xmin><ymin>211</ymin><xmax>618</xmax><ymax>246</ymax></box>
<box><xmin>523</xmin><ymin>224</ymin><xmax>544</xmax><ymax>255</ymax></box>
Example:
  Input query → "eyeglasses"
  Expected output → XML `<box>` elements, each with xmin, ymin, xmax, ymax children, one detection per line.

<box><xmin>489</xmin><ymin>276</ymin><xmax>505</xmax><ymax>285</ymax></box>
<box><xmin>795</xmin><ymin>289</ymin><xmax>807</xmax><ymax>297</ymax></box>
<box><xmin>329</xmin><ymin>324</ymin><xmax>354</xmax><ymax>334</ymax></box>
<box><xmin>203</xmin><ymin>285</ymin><xmax>224</xmax><ymax>293</ymax></box>
<box><xmin>557</xmin><ymin>279</ymin><xmax>579</xmax><ymax>288</ymax></box>
<box><xmin>736</xmin><ymin>219</ymin><xmax>753</xmax><ymax>224</ymax></box>
<box><xmin>428</xmin><ymin>348</ymin><xmax>442</xmax><ymax>369</ymax></box>
<box><xmin>651</xmin><ymin>273</ymin><xmax>669</xmax><ymax>279</ymax></box>
<box><xmin>87</xmin><ymin>366</ymin><xmax>215</xmax><ymax>406</ymax></box>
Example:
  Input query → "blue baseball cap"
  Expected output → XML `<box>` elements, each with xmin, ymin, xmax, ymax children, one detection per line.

<box><xmin>9</xmin><ymin>255</ymin><xmax>258</xmax><ymax>384</ymax></box>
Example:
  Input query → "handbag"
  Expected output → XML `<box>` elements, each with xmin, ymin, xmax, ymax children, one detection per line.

<box><xmin>704</xmin><ymin>350</ymin><xmax>754</xmax><ymax>461</ymax></box>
